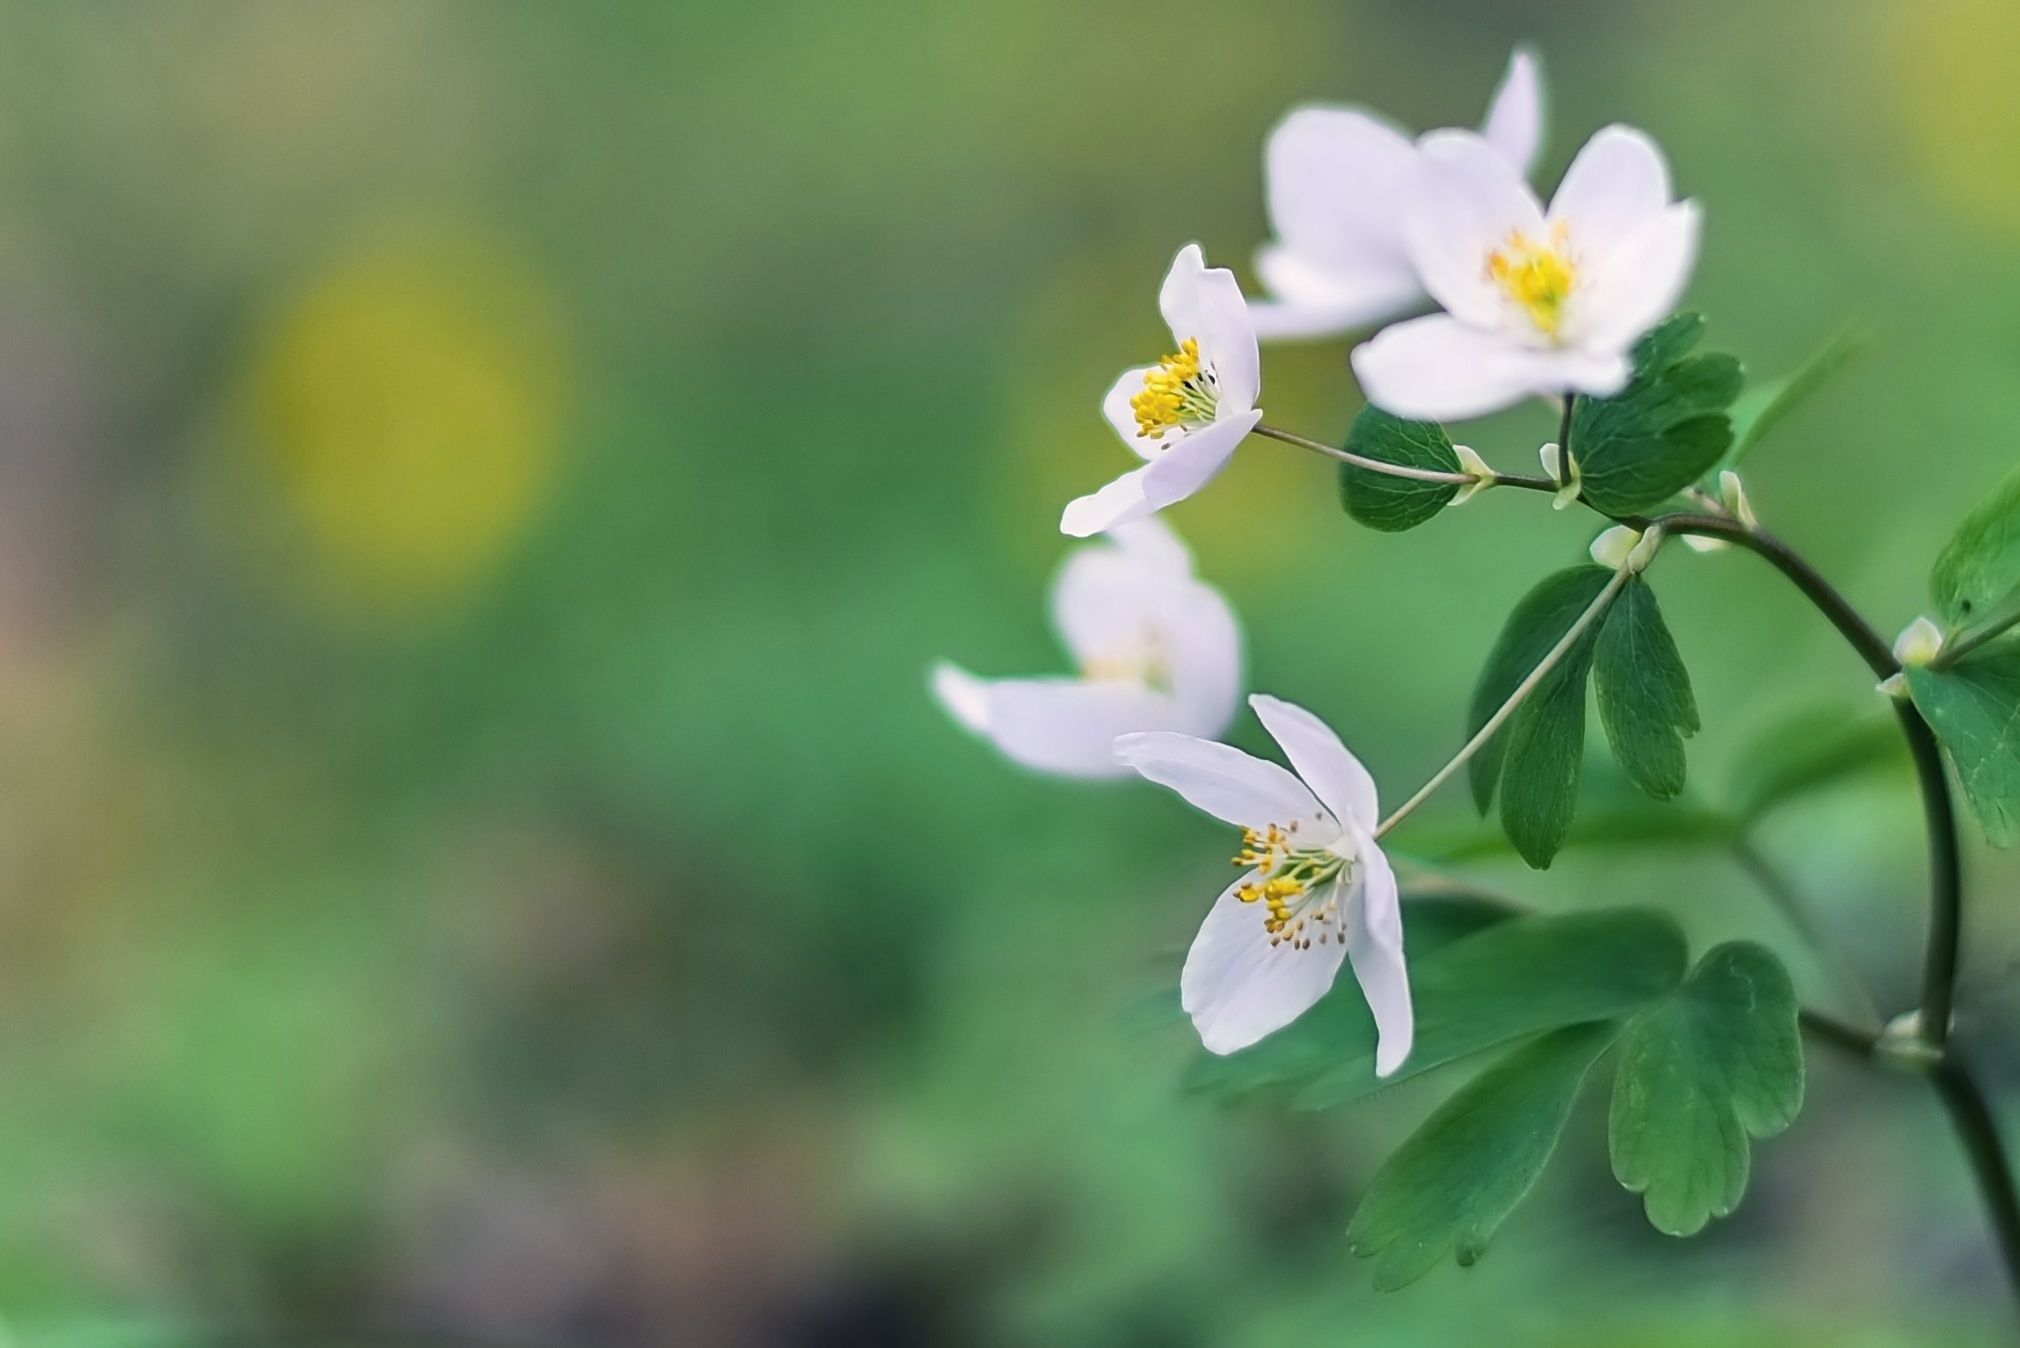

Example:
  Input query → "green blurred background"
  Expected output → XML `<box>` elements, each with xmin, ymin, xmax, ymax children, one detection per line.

<box><xmin>0</xmin><ymin>0</ymin><xmax>2015</xmax><ymax>1343</ymax></box>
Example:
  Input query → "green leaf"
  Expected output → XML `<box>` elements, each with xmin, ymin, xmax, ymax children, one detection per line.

<box><xmin>1906</xmin><ymin>640</ymin><xmax>2020</xmax><ymax>844</ymax></box>
<box><xmin>1593</xmin><ymin>577</ymin><xmax>1699</xmax><ymax>799</ymax></box>
<box><xmin>1187</xmin><ymin>907</ymin><xmax>1687</xmax><ymax>1110</ymax></box>
<box><xmin>1572</xmin><ymin>314</ymin><xmax>1742</xmax><ymax>515</ymax></box>
<box><xmin>1608</xmin><ymin>942</ymin><xmax>1803</xmax><ymax>1236</ymax></box>
<box><xmin>1497</xmin><ymin>628</ymin><xmax>1600</xmax><ymax>868</ymax></box>
<box><xmin>1721</xmin><ymin>320</ymin><xmax>1864</xmax><ymax>472</ymax></box>
<box><xmin>1337</xmin><ymin>406</ymin><xmax>1463</xmax><ymax>532</ymax></box>
<box><xmin>1932</xmin><ymin>463</ymin><xmax>2020</xmax><ymax>628</ymax></box>
<box><xmin>1348</xmin><ymin>1023</ymin><xmax>1619</xmax><ymax>1289</ymax></box>
<box><xmin>1467</xmin><ymin>566</ymin><xmax>1614</xmax><ymax>814</ymax></box>
<box><xmin>1724</xmin><ymin>705</ymin><xmax>1902</xmax><ymax>825</ymax></box>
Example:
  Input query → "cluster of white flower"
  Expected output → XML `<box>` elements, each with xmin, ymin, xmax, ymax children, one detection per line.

<box><xmin>936</xmin><ymin>49</ymin><xmax>1701</xmax><ymax>1079</ymax></box>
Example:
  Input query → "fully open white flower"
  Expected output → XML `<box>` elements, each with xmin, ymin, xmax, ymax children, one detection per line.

<box><xmin>1060</xmin><ymin>245</ymin><xmax>1263</xmax><ymax>538</ymax></box>
<box><xmin>1116</xmin><ymin>695</ymin><xmax>1411</xmax><ymax>1071</ymax></box>
<box><xmin>1352</xmin><ymin>124</ymin><xmax>1701</xmax><ymax>421</ymax></box>
<box><xmin>933</xmin><ymin>519</ymin><xmax>1241</xmax><ymax>778</ymax></box>
<box><xmin>1250</xmin><ymin>47</ymin><xmax>1543</xmax><ymax>342</ymax></box>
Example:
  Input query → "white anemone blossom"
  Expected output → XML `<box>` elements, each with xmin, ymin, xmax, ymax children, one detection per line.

<box><xmin>1060</xmin><ymin>245</ymin><xmax>1263</xmax><ymax>538</ymax></box>
<box><xmin>1250</xmin><ymin>47</ymin><xmax>1543</xmax><ymax>342</ymax></box>
<box><xmin>1117</xmin><ymin>695</ymin><xmax>1411</xmax><ymax>1071</ymax></box>
<box><xmin>1352</xmin><ymin>124</ymin><xmax>1701</xmax><ymax>422</ymax></box>
<box><xmin>932</xmin><ymin>519</ymin><xmax>1241</xmax><ymax>778</ymax></box>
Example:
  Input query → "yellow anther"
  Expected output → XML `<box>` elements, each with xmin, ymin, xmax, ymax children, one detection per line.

<box><xmin>1130</xmin><ymin>337</ymin><xmax>1217</xmax><ymax>439</ymax></box>
<box><xmin>1488</xmin><ymin>225</ymin><xmax>1578</xmax><ymax>338</ymax></box>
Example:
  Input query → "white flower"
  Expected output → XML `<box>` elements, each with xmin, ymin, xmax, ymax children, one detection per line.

<box><xmin>1116</xmin><ymin>695</ymin><xmax>1411</xmax><ymax>1071</ymax></box>
<box><xmin>933</xmin><ymin>519</ymin><xmax>1241</xmax><ymax>777</ymax></box>
<box><xmin>1352</xmin><ymin>124</ymin><xmax>1702</xmax><ymax>422</ymax></box>
<box><xmin>1249</xmin><ymin>47</ymin><xmax>1543</xmax><ymax>342</ymax></box>
<box><xmin>1060</xmin><ymin>245</ymin><xmax>1263</xmax><ymax>538</ymax></box>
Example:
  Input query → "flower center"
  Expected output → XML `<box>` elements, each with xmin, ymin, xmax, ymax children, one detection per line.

<box><xmin>1080</xmin><ymin>632</ymin><xmax>1171</xmax><ymax>690</ymax></box>
<box><xmin>1131</xmin><ymin>337</ymin><xmax>1220</xmax><ymax>439</ymax></box>
<box><xmin>1232</xmin><ymin>822</ymin><xmax>1349</xmax><ymax>949</ymax></box>
<box><xmin>1487</xmin><ymin>224</ymin><xmax>1578</xmax><ymax>339</ymax></box>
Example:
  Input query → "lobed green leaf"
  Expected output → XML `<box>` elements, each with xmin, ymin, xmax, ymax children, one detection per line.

<box><xmin>1497</xmin><ymin>629</ymin><xmax>1601</xmax><ymax>868</ymax></box>
<box><xmin>1608</xmin><ymin>942</ymin><xmax>1803</xmax><ymax>1236</ymax></box>
<box><xmin>1348</xmin><ymin>1023</ymin><xmax>1619</xmax><ymax>1289</ymax></box>
<box><xmin>1593</xmin><ymin>578</ymin><xmax>1699</xmax><ymax>800</ymax></box>
<box><xmin>1337</xmin><ymin>406</ymin><xmax>1464</xmax><ymax>532</ymax></box>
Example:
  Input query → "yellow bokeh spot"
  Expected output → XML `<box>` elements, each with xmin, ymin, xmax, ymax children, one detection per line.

<box><xmin>1891</xmin><ymin>0</ymin><xmax>2020</xmax><ymax>233</ymax></box>
<box><xmin>240</xmin><ymin>221</ymin><xmax>568</xmax><ymax>614</ymax></box>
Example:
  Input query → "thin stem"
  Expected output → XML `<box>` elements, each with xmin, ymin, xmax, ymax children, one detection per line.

<box><xmin>1253</xmin><ymin>424</ymin><xmax>1471</xmax><ymax>483</ymax></box>
<box><xmin>1375</xmin><ymin>563</ymin><xmax>1633</xmax><ymax>839</ymax></box>
<box><xmin>1800</xmin><ymin>1006</ymin><xmax>1880</xmax><ymax>1058</ymax></box>
<box><xmin>1253</xmin><ymin>423</ymin><xmax>1557</xmax><ymax>492</ymax></box>
<box><xmin>1640</xmin><ymin>511</ymin><xmax>1965</xmax><ymax>1049</ymax></box>
<box><xmin>1730</xmin><ymin>833</ymin><xmax>1882</xmax><ymax>1028</ymax></box>
<box><xmin>1554</xmin><ymin>394</ymin><xmax>1576</xmax><ymax>489</ymax></box>
<box><xmin>1933</xmin><ymin>1053</ymin><xmax>2020</xmax><ymax>1305</ymax></box>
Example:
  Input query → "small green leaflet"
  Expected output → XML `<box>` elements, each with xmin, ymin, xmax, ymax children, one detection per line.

<box><xmin>1931</xmin><ymin>463</ymin><xmax>2020</xmax><ymax>628</ymax></box>
<box><xmin>1347</xmin><ymin>1023</ymin><xmax>1619</xmax><ymax>1290</ymax></box>
<box><xmin>1907</xmin><ymin>639</ymin><xmax>2020</xmax><ymax>845</ymax></box>
<box><xmin>1468</xmin><ymin>565</ymin><xmax>1613</xmax><ymax>816</ymax></box>
<box><xmin>1609</xmin><ymin>943</ymin><xmax>1804</xmax><ymax>1236</ymax></box>
<box><xmin>1572</xmin><ymin>313</ymin><xmax>1742</xmax><ymax>515</ymax></box>
<box><xmin>1469</xmin><ymin>568</ymin><xmax>1699</xmax><ymax>868</ymax></box>
<box><xmin>1338</xmin><ymin>406</ymin><xmax>1463</xmax><ymax>532</ymax></box>
<box><xmin>1593</xmin><ymin>578</ymin><xmax>1699</xmax><ymax>800</ymax></box>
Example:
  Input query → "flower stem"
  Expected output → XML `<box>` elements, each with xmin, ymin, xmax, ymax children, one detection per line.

<box><xmin>1933</xmin><ymin>585</ymin><xmax>2020</xmax><ymax>670</ymax></box>
<box><xmin>1375</xmin><ymin>561</ymin><xmax>1635</xmax><ymax>840</ymax></box>
<box><xmin>1252</xmin><ymin>423</ymin><xmax>1555</xmax><ymax>491</ymax></box>
<box><xmin>1635</xmin><ymin>511</ymin><xmax>1964</xmax><ymax>1050</ymax></box>
<box><xmin>1933</xmin><ymin>1053</ymin><xmax>2020</xmax><ymax>1302</ymax></box>
<box><xmin>1253</xmin><ymin>423</ymin><xmax>1472</xmax><ymax>482</ymax></box>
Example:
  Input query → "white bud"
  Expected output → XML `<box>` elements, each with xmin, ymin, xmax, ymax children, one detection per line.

<box><xmin>1539</xmin><ymin>442</ymin><xmax>1581</xmax><ymax>510</ymax></box>
<box><xmin>1719</xmin><ymin>470</ymin><xmax>1758</xmax><ymax>528</ymax></box>
<box><xmin>1892</xmin><ymin>615</ymin><xmax>1945</xmax><ymax>668</ymax></box>
<box><xmin>1681</xmin><ymin>533</ymin><xmax>1732</xmax><ymax>554</ymax></box>
<box><xmin>1450</xmin><ymin>445</ymin><xmax>1495</xmax><ymax>506</ymax></box>
<box><xmin>1590</xmin><ymin>525</ymin><xmax>1642</xmax><ymax>570</ymax></box>
<box><xmin>1875</xmin><ymin>672</ymin><xmax>1911</xmax><ymax>700</ymax></box>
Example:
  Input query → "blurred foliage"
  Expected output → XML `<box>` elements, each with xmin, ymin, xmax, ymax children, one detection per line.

<box><xmin>0</xmin><ymin>1</ymin><xmax>2002</xmax><ymax>1344</ymax></box>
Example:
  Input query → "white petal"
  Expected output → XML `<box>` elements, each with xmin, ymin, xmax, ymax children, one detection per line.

<box><xmin>1140</xmin><ymin>408</ymin><xmax>1260</xmax><ymax>505</ymax></box>
<box><xmin>1182</xmin><ymin>871</ymin><xmax>1349</xmax><ymax>1055</ymax></box>
<box><xmin>1353</xmin><ymin>314</ymin><xmax>1629</xmax><ymax>422</ymax></box>
<box><xmin>1344</xmin><ymin>840</ymin><xmax>1414</xmax><ymax>1076</ymax></box>
<box><xmin>1101</xmin><ymin>365</ymin><xmax>1164</xmax><ymax>460</ymax></box>
<box><xmin>1404</xmin><ymin>130</ymin><xmax>1547</xmax><ymax>328</ymax></box>
<box><xmin>1549</xmin><ymin>124</ymin><xmax>1672</xmax><ymax>244</ymax></box>
<box><xmin>1573</xmin><ymin>201</ymin><xmax>1701</xmax><ymax>353</ymax></box>
<box><xmin>1159</xmin><ymin>245</ymin><xmax>1260</xmax><ymax>413</ymax></box>
<box><xmin>1060</xmin><ymin>462</ymin><xmax>1155</xmax><ymax>538</ymax></box>
<box><xmin>1249</xmin><ymin>244</ymin><xmax>1423</xmax><ymax>342</ymax></box>
<box><xmin>1046</xmin><ymin>524</ymin><xmax>1241</xmax><ymax>742</ymax></box>
<box><xmin>1479</xmin><ymin>46</ymin><xmax>1543</xmax><ymax>176</ymax></box>
<box><xmin>1114</xmin><ymin>731</ymin><xmax>1331</xmax><ymax>835</ymax></box>
<box><xmin>930</xmin><ymin>661</ymin><xmax>992</xmax><ymax>735</ymax></box>
<box><xmin>952</xmin><ymin>678</ymin><xmax>1183</xmax><ymax>778</ymax></box>
<box><xmin>1247</xmin><ymin>693</ymin><xmax>1378</xmax><ymax>830</ymax></box>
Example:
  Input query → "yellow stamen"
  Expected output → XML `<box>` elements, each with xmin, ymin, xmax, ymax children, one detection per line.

<box><xmin>1130</xmin><ymin>337</ymin><xmax>1219</xmax><ymax>439</ymax></box>
<box><xmin>1487</xmin><ymin>224</ymin><xmax>1578</xmax><ymax>338</ymax></box>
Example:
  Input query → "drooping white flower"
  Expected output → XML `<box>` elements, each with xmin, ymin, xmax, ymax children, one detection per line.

<box><xmin>1060</xmin><ymin>245</ymin><xmax>1263</xmax><ymax>538</ymax></box>
<box><xmin>1352</xmin><ymin>124</ymin><xmax>1702</xmax><ymax>422</ymax></box>
<box><xmin>1116</xmin><ymin>695</ymin><xmax>1411</xmax><ymax>1071</ymax></box>
<box><xmin>933</xmin><ymin>519</ymin><xmax>1242</xmax><ymax>778</ymax></box>
<box><xmin>1249</xmin><ymin>47</ymin><xmax>1544</xmax><ymax>342</ymax></box>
